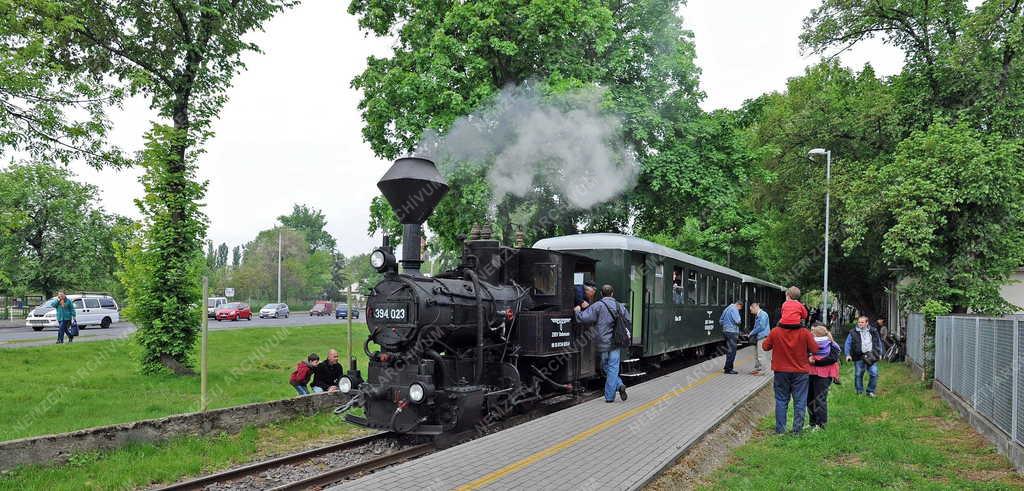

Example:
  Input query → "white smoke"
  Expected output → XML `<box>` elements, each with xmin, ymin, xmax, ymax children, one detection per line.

<box><xmin>415</xmin><ymin>83</ymin><xmax>639</xmax><ymax>208</ymax></box>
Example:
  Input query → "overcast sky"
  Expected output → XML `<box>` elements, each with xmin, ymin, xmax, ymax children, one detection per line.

<box><xmin>64</xmin><ymin>0</ymin><xmax>905</xmax><ymax>257</ymax></box>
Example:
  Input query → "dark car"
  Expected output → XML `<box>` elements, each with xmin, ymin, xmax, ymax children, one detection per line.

<box><xmin>335</xmin><ymin>305</ymin><xmax>360</xmax><ymax>319</ymax></box>
<box><xmin>215</xmin><ymin>302</ymin><xmax>252</xmax><ymax>321</ymax></box>
<box><xmin>309</xmin><ymin>302</ymin><xmax>333</xmax><ymax>317</ymax></box>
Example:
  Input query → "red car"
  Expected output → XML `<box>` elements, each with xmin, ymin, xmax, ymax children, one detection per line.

<box><xmin>215</xmin><ymin>302</ymin><xmax>252</xmax><ymax>321</ymax></box>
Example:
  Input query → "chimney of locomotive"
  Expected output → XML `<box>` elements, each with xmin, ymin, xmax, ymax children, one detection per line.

<box><xmin>377</xmin><ymin>157</ymin><xmax>449</xmax><ymax>275</ymax></box>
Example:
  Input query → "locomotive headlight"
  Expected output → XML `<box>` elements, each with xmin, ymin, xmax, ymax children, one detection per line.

<box><xmin>338</xmin><ymin>376</ymin><xmax>353</xmax><ymax>394</ymax></box>
<box><xmin>408</xmin><ymin>382</ymin><xmax>426</xmax><ymax>403</ymax></box>
<box><xmin>370</xmin><ymin>249</ymin><xmax>386</xmax><ymax>269</ymax></box>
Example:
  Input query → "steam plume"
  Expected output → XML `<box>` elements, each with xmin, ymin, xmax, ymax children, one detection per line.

<box><xmin>415</xmin><ymin>83</ymin><xmax>638</xmax><ymax>209</ymax></box>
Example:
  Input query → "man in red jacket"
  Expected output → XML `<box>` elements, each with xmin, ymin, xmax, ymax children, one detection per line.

<box><xmin>762</xmin><ymin>319</ymin><xmax>819</xmax><ymax>434</ymax></box>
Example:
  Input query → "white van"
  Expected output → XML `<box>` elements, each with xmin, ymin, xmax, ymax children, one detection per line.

<box><xmin>26</xmin><ymin>294</ymin><xmax>120</xmax><ymax>331</ymax></box>
<box><xmin>207</xmin><ymin>297</ymin><xmax>228</xmax><ymax>318</ymax></box>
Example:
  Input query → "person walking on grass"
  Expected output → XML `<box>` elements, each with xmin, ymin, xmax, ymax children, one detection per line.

<box><xmin>720</xmin><ymin>300</ymin><xmax>743</xmax><ymax>374</ymax></box>
<box><xmin>574</xmin><ymin>284</ymin><xmax>630</xmax><ymax>403</ymax></box>
<box><xmin>845</xmin><ymin>315</ymin><xmax>883</xmax><ymax>397</ymax></box>
<box><xmin>748</xmin><ymin>303</ymin><xmax>771</xmax><ymax>375</ymax></box>
<box><xmin>762</xmin><ymin>294</ymin><xmax>819</xmax><ymax>435</ymax></box>
<box><xmin>47</xmin><ymin>291</ymin><xmax>76</xmax><ymax>344</ymax></box>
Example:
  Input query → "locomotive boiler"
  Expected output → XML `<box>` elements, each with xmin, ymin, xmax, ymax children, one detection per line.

<box><xmin>338</xmin><ymin>157</ymin><xmax>600</xmax><ymax>435</ymax></box>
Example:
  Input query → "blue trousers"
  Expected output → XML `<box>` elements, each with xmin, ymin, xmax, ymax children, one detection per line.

<box><xmin>600</xmin><ymin>349</ymin><xmax>624</xmax><ymax>402</ymax></box>
<box><xmin>723</xmin><ymin>332</ymin><xmax>738</xmax><ymax>371</ymax></box>
<box><xmin>773</xmin><ymin>372</ymin><xmax>809</xmax><ymax>434</ymax></box>
<box><xmin>854</xmin><ymin>360</ymin><xmax>879</xmax><ymax>394</ymax></box>
<box><xmin>57</xmin><ymin>319</ymin><xmax>72</xmax><ymax>343</ymax></box>
<box><xmin>293</xmin><ymin>384</ymin><xmax>309</xmax><ymax>396</ymax></box>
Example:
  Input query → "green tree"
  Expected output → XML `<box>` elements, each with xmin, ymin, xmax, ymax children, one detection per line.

<box><xmin>0</xmin><ymin>1</ymin><xmax>128</xmax><ymax>168</ymax></box>
<box><xmin>353</xmin><ymin>0</ymin><xmax>711</xmax><ymax>258</ymax></box>
<box><xmin>231</xmin><ymin>245</ymin><xmax>241</xmax><ymax>268</ymax></box>
<box><xmin>343</xmin><ymin>253</ymin><xmax>383</xmax><ymax>296</ymax></box>
<box><xmin>35</xmin><ymin>0</ymin><xmax>296</xmax><ymax>373</ymax></box>
<box><xmin>278</xmin><ymin>204</ymin><xmax>337</xmax><ymax>253</ymax></box>
<box><xmin>0</xmin><ymin>163</ymin><xmax>130</xmax><ymax>297</ymax></box>
<box><xmin>215</xmin><ymin>242</ymin><xmax>229</xmax><ymax>269</ymax></box>
<box><xmin>845</xmin><ymin>121</ymin><xmax>1024</xmax><ymax>313</ymax></box>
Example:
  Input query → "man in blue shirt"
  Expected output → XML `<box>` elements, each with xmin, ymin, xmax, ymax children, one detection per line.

<box><xmin>748</xmin><ymin>302</ymin><xmax>771</xmax><ymax>375</ymax></box>
<box><xmin>720</xmin><ymin>300</ymin><xmax>743</xmax><ymax>374</ymax></box>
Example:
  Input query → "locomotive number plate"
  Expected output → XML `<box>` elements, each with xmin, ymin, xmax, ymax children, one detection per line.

<box><xmin>372</xmin><ymin>304</ymin><xmax>408</xmax><ymax>321</ymax></box>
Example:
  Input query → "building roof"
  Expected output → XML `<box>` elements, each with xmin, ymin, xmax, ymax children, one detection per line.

<box><xmin>533</xmin><ymin>233</ymin><xmax>741</xmax><ymax>277</ymax></box>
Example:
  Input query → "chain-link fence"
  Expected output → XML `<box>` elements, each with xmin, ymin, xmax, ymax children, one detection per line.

<box><xmin>934</xmin><ymin>315</ymin><xmax>1022</xmax><ymax>445</ymax></box>
<box><xmin>906</xmin><ymin>312</ymin><xmax>925</xmax><ymax>368</ymax></box>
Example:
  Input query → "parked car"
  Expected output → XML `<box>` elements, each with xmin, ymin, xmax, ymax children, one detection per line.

<box><xmin>215</xmin><ymin>302</ymin><xmax>252</xmax><ymax>321</ymax></box>
<box><xmin>25</xmin><ymin>294</ymin><xmax>120</xmax><ymax>331</ymax></box>
<box><xmin>259</xmin><ymin>303</ymin><xmax>289</xmax><ymax>318</ymax></box>
<box><xmin>207</xmin><ymin>297</ymin><xmax>228</xmax><ymax>318</ymax></box>
<box><xmin>335</xmin><ymin>305</ymin><xmax>360</xmax><ymax>319</ymax></box>
<box><xmin>310</xmin><ymin>301</ymin><xmax>333</xmax><ymax>317</ymax></box>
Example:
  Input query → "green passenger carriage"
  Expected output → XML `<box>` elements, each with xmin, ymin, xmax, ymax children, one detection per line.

<box><xmin>533</xmin><ymin>233</ymin><xmax>785</xmax><ymax>374</ymax></box>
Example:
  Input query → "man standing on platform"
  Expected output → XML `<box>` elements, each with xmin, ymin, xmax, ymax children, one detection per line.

<box><xmin>748</xmin><ymin>303</ymin><xmax>771</xmax><ymax>375</ymax></box>
<box><xmin>720</xmin><ymin>300</ymin><xmax>743</xmax><ymax>374</ymax></box>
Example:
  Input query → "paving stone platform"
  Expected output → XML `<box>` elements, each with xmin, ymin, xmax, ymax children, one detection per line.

<box><xmin>331</xmin><ymin>346</ymin><xmax>769</xmax><ymax>491</ymax></box>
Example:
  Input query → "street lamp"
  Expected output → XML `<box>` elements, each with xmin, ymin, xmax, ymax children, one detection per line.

<box><xmin>807</xmin><ymin>148</ymin><xmax>831</xmax><ymax>326</ymax></box>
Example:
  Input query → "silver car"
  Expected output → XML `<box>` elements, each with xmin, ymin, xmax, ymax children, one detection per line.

<box><xmin>259</xmin><ymin>303</ymin><xmax>289</xmax><ymax>318</ymax></box>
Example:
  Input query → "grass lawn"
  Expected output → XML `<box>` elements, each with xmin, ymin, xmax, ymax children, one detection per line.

<box><xmin>0</xmin><ymin>411</ymin><xmax>372</xmax><ymax>491</ymax></box>
<box><xmin>0</xmin><ymin>323</ymin><xmax>370</xmax><ymax>442</ymax></box>
<box><xmin>698</xmin><ymin>362</ymin><xmax>1024</xmax><ymax>490</ymax></box>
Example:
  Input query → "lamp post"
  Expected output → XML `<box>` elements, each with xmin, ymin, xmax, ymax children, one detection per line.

<box><xmin>807</xmin><ymin>148</ymin><xmax>831</xmax><ymax>326</ymax></box>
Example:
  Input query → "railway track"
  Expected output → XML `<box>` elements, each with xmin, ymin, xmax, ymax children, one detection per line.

<box><xmin>155</xmin><ymin>431</ymin><xmax>429</xmax><ymax>491</ymax></box>
<box><xmin>156</xmin><ymin>349</ymin><xmax>718</xmax><ymax>491</ymax></box>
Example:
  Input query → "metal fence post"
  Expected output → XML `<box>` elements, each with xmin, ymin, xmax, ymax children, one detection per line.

<box><xmin>975</xmin><ymin>317</ymin><xmax>981</xmax><ymax>409</ymax></box>
<box><xmin>1014</xmin><ymin>318</ymin><xmax>1019</xmax><ymax>443</ymax></box>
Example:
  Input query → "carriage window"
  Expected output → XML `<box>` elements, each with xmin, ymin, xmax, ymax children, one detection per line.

<box><xmin>533</xmin><ymin>263</ymin><xmax>557</xmax><ymax>296</ymax></box>
<box><xmin>672</xmin><ymin>266</ymin><xmax>684</xmax><ymax>305</ymax></box>
<box><xmin>654</xmin><ymin>263</ymin><xmax>665</xmax><ymax>304</ymax></box>
<box><xmin>735</xmin><ymin>283</ymin><xmax>741</xmax><ymax>304</ymax></box>
<box><xmin>686</xmin><ymin>270</ymin><xmax>697</xmax><ymax>305</ymax></box>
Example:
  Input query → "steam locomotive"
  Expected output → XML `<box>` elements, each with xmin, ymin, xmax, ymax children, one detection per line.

<box><xmin>336</xmin><ymin>157</ymin><xmax>784</xmax><ymax>436</ymax></box>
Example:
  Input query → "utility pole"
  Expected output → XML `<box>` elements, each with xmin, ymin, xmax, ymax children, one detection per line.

<box><xmin>277</xmin><ymin>228</ymin><xmax>282</xmax><ymax>304</ymax></box>
<box><xmin>200</xmin><ymin>276</ymin><xmax>209</xmax><ymax>412</ymax></box>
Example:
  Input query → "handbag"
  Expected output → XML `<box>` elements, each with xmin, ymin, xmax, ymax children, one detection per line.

<box><xmin>68</xmin><ymin>319</ymin><xmax>79</xmax><ymax>337</ymax></box>
<box><xmin>861</xmin><ymin>350</ymin><xmax>878</xmax><ymax>366</ymax></box>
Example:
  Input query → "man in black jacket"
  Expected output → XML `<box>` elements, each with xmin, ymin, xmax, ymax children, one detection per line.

<box><xmin>312</xmin><ymin>349</ymin><xmax>343</xmax><ymax>393</ymax></box>
<box><xmin>844</xmin><ymin>316</ymin><xmax>883</xmax><ymax>397</ymax></box>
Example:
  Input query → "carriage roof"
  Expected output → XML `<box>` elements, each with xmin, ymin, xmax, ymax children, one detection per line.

<box><xmin>533</xmin><ymin>233</ymin><xmax>740</xmax><ymax>278</ymax></box>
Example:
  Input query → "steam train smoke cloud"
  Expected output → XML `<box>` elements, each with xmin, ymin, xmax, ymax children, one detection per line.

<box><xmin>415</xmin><ymin>83</ymin><xmax>639</xmax><ymax>208</ymax></box>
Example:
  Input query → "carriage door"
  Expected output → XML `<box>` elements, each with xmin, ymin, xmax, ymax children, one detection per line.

<box><xmin>629</xmin><ymin>256</ymin><xmax>645</xmax><ymax>346</ymax></box>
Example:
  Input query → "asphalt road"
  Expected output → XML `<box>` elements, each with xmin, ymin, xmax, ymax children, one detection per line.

<box><xmin>0</xmin><ymin>313</ymin><xmax>366</xmax><ymax>349</ymax></box>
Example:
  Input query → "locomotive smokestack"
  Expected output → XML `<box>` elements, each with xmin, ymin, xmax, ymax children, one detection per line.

<box><xmin>377</xmin><ymin>157</ymin><xmax>449</xmax><ymax>275</ymax></box>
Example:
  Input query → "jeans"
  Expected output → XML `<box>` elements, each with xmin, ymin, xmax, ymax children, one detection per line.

<box><xmin>312</xmin><ymin>386</ymin><xmax>325</xmax><ymax>394</ymax></box>
<box><xmin>600</xmin><ymin>349</ymin><xmax>624</xmax><ymax>402</ymax></box>
<box><xmin>57</xmin><ymin>319</ymin><xmax>72</xmax><ymax>343</ymax></box>
<box><xmin>293</xmin><ymin>384</ymin><xmax>309</xmax><ymax>396</ymax></box>
<box><xmin>854</xmin><ymin>360</ymin><xmax>879</xmax><ymax>394</ymax></box>
<box><xmin>807</xmin><ymin>375</ymin><xmax>832</xmax><ymax>427</ymax></box>
<box><xmin>773</xmin><ymin>372</ymin><xmax>809</xmax><ymax>434</ymax></box>
<box><xmin>723</xmin><ymin>332</ymin><xmax>738</xmax><ymax>371</ymax></box>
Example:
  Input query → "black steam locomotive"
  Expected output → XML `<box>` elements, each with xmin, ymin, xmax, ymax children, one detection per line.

<box><xmin>337</xmin><ymin>157</ymin><xmax>784</xmax><ymax>436</ymax></box>
<box><xmin>338</xmin><ymin>157</ymin><xmax>603</xmax><ymax>435</ymax></box>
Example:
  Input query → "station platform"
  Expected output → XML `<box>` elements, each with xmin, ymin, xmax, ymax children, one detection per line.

<box><xmin>331</xmin><ymin>346</ymin><xmax>769</xmax><ymax>491</ymax></box>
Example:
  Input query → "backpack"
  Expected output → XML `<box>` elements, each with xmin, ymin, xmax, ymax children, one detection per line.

<box><xmin>601</xmin><ymin>300</ymin><xmax>633</xmax><ymax>348</ymax></box>
<box><xmin>290</xmin><ymin>362</ymin><xmax>310</xmax><ymax>385</ymax></box>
